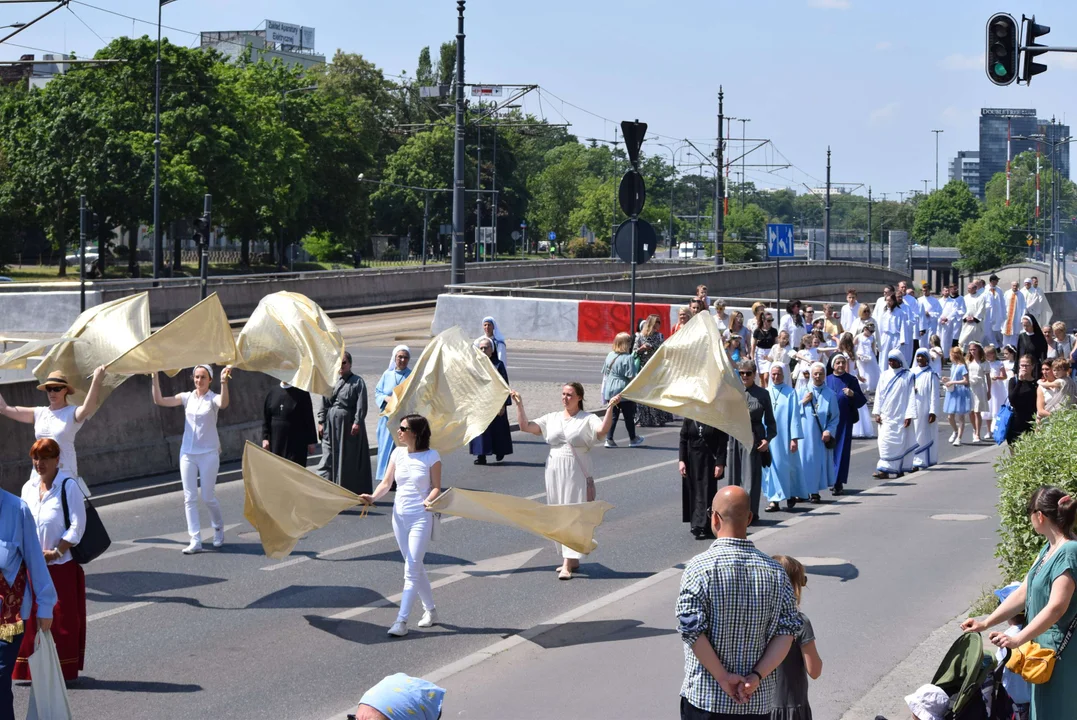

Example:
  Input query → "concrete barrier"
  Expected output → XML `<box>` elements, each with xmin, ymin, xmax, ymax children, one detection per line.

<box><xmin>0</xmin><ymin>290</ymin><xmax>103</xmax><ymax>335</ymax></box>
<box><xmin>0</xmin><ymin>370</ymin><xmax>278</xmax><ymax>494</ymax></box>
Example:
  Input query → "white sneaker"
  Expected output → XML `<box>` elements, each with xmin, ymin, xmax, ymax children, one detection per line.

<box><xmin>387</xmin><ymin>621</ymin><xmax>408</xmax><ymax>637</ymax></box>
<box><xmin>182</xmin><ymin>539</ymin><xmax>203</xmax><ymax>555</ymax></box>
<box><xmin>417</xmin><ymin>608</ymin><xmax>438</xmax><ymax>628</ymax></box>
<box><xmin>953</xmin><ymin>438</ymin><xmax>962</xmax><ymax>447</ymax></box>
<box><xmin>629</xmin><ymin>435</ymin><xmax>646</xmax><ymax>448</ymax></box>
<box><xmin>981</xmin><ymin>433</ymin><xmax>992</xmax><ymax>442</ymax></box>
<box><xmin>604</xmin><ymin>438</ymin><xmax>617</xmax><ymax>448</ymax></box>
<box><xmin>212</xmin><ymin>527</ymin><xmax>224</xmax><ymax>548</ymax></box>
<box><xmin>948</xmin><ymin>432</ymin><xmax>957</xmax><ymax>443</ymax></box>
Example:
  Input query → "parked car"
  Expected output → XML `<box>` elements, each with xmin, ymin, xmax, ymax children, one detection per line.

<box><xmin>64</xmin><ymin>246</ymin><xmax>113</xmax><ymax>277</ymax></box>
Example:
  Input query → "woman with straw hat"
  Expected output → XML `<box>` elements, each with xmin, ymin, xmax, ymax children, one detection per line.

<box><xmin>0</xmin><ymin>366</ymin><xmax>108</xmax><ymax>480</ymax></box>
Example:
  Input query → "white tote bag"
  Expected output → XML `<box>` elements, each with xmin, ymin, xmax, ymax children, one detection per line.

<box><xmin>26</xmin><ymin>630</ymin><xmax>73</xmax><ymax>720</ymax></box>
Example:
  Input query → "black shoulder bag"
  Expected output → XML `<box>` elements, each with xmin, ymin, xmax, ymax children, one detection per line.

<box><xmin>811</xmin><ymin>395</ymin><xmax>837</xmax><ymax>450</ymax></box>
<box><xmin>61</xmin><ymin>478</ymin><xmax>112</xmax><ymax>564</ymax></box>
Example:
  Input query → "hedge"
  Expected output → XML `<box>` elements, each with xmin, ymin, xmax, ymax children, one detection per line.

<box><xmin>994</xmin><ymin>406</ymin><xmax>1077</xmax><ymax>580</ymax></box>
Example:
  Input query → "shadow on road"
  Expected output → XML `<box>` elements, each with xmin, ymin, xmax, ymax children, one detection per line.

<box><xmin>68</xmin><ymin>678</ymin><xmax>202</xmax><ymax>693</ymax></box>
<box><xmin>304</xmin><ymin>615</ymin><xmax>520</xmax><ymax>645</ymax></box>
<box><xmin>804</xmin><ymin>561</ymin><xmax>859</xmax><ymax>582</ymax></box>
<box><xmin>528</xmin><ymin>619</ymin><xmax>676</xmax><ymax>650</ymax></box>
<box><xmin>86</xmin><ymin>570</ymin><xmax>225</xmax><ymax>597</ymax></box>
<box><xmin>245</xmin><ymin>584</ymin><xmax>387</xmax><ymax>610</ymax></box>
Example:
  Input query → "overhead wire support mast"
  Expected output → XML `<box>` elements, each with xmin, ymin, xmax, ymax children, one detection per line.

<box><xmin>0</xmin><ymin>0</ymin><xmax>67</xmax><ymax>47</ymax></box>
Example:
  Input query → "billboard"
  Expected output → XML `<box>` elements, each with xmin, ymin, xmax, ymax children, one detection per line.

<box><xmin>266</xmin><ymin>19</ymin><xmax>315</xmax><ymax>51</ymax></box>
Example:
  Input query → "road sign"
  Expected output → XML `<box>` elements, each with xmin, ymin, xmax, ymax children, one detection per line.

<box><xmin>440</xmin><ymin>224</ymin><xmax>452</xmax><ymax>235</ymax></box>
<box><xmin>511</xmin><ymin>231</ymin><xmax>521</xmax><ymax>241</ymax></box>
<box><xmin>471</xmin><ymin>85</ymin><xmax>503</xmax><ymax>97</ymax></box>
<box><xmin>766</xmin><ymin>223</ymin><xmax>795</xmax><ymax>258</ymax></box>
<box><xmin>618</xmin><ymin>170</ymin><xmax>646</xmax><ymax>216</ymax></box>
<box><xmin>520</xmin><ymin>221</ymin><xmax>527</xmax><ymax>228</ymax></box>
<box><xmin>1027</xmin><ymin>237</ymin><xmax>1034</xmax><ymax>246</ymax></box>
<box><xmin>614</xmin><ymin>219</ymin><xmax>657</xmax><ymax>264</ymax></box>
<box><xmin>548</xmin><ymin>231</ymin><xmax>557</xmax><ymax>241</ymax></box>
<box><xmin>620</xmin><ymin>120</ymin><xmax>647</xmax><ymax>168</ymax></box>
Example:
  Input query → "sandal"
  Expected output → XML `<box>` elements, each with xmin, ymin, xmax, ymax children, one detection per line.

<box><xmin>809</xmin><ymin>493</ymin><xmax>822</xmax><ymax>504</ymax></box>
<box><xmin>558</xmin><ymin>567</ymin><xmax>573</xmax><ymax>580</ymax></box>
<box><xmin>786</xmin><ymin>498</ymin><xmax>798</xmax><ymax>510</ymax></box>
<box><xmin>872</xmin><ymin>471</ymin><xmax>887</xmax><ymax>479</ymax></box>
<box><xmin>765</xmin><ymin>502</ymin><xmax>780</xmax><ymax>513</ymax></box>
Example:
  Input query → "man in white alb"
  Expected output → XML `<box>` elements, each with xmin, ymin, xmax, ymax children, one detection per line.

<box><xmin>982</xmin><ymin>274</ymin><xmax>1006</xmax><ymax>348</ymax></box>
<box><xmin>1001</xmin><ymin>280</ymin><xmax>1026</xmax><ymax>347</ymax></box>
<box><xmin>918</xmin><ymin>284</ymin><xmax>942</xmax><ymax>343</ymax></box>
<box><xmin>959</xmin><ymin>281</ymin><xmax>987</xmax><ymax>349</ymax></box>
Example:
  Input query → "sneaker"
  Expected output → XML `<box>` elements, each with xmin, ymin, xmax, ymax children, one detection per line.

<box><xmin>182</xmin><ymin>539</ymin><xmax>202</xmax><ymax>555</ymax></box>
<box><xmin>629</xmin><ymin>435</ymin><xmax>645</xmax><ymax>448</ymax></box>
<box><xmin>981</xmin><ymin>433</ymin><xmax>992</xmax><ymax>442</ymax></box>
<box><xmin>417</xmin><ymin>608</ymin><xmax>439</xmax><ymax>628</ymax></box>
<box><xmin>604</xmin><ymin>438</ymin><xmax>617</xmax><ymax>448</ymax></box>
<box><xmin>387</xmin><ymin>621</ymin><xmax>408</xmax><ymax>637</ymax></box>
<box><xmin>947</xmin><ymin>432</ymin><xmax>956</xmax><ymax>443</ymax></box>
<box><xmin>212</xmin><ymin>527</ymin><xmax>224</xmax><ymax>548</ymax></box>
<box><xmin>953</xmin><ymin>438</ymin><xmax>962</xmax><ymax>447</ymax></box>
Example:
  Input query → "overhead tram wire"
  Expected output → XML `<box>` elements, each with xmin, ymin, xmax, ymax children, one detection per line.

<box><xmin>65</xmin><ymin>4</ymin><xmax>106</xmax><ymax>46</ymax></box>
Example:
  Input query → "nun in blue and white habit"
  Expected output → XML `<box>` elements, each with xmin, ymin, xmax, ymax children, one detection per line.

<box><xmin>797</xmin><ymin>361</ymin><xmax>840</xmax><ymax>503</ymax></box>
<box><xmin>910</xmin><ymin>347</ymin><xmax>941</xmax><ymax>471</ymax></box>
<box><xmin>872</xmin><ymin>348</ymin><xmax>917</xmax><ymax>479</ymax></box>
<box><xmin>374</xmin><ymin>345</ymin><xmax>412</xmax><ymax>482</ymax></box>
<box><xmin>824</xmin><ymin>352</ymin><xmax>866</xmax><ymax>496</ymax></box>
<box><xmin>762</xmin><ymin>362</ymin><xmax>804</xmax><ymax>513</ymax></box>
<box><xmin>475</xmin><ymin>316</ymin><xmax>507</xmax><ymax>365</ymax></box>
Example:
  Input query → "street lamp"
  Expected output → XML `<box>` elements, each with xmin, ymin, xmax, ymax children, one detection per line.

<box><xmin>655</xmin><ymin>141</ymin><xmax>689</xmax><ymax>258</ymax></box>
<box><xmin>932</xmin><ymin>129</ymin><xmax>943</xmax><ymax>191</ymax></box>
<box><xmin>1013</xmin><ymin>131</ymin><xmax>1074</xmax><ymax>289</ymax></box>
<box><xmin>0</xmin><ymin>23</ymin><xmax>25</xmax><ymax>30</ymax></box>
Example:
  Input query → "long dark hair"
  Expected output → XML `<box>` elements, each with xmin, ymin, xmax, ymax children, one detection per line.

<box><xmin>402</xmin><ymin>414</ymin><xmax>432</xmax><ymax>452</ymax></box>
<box><xmin>1027</xmin><ymin>485</ymin><xmax>1077</xmax><ymax>536</ymax></box>
<box><xmin>564</xmin><ymin>382</ymin><xmax>585</xmax><ymax>410</ymax></box>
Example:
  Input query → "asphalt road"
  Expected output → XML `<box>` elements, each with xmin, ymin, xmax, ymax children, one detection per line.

<box><xmin>20</xmin><ymin>417</ymin><xmax>1004</xmax><ymax>720</ymax></box>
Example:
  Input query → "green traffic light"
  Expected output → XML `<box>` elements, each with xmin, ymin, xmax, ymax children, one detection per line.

<box><xmin>994</xmin><ymin>62</ymin><xmax>1008</xmax><ymax>77</ymax></box>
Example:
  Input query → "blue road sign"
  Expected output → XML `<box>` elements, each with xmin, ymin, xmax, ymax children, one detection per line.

<box><xmin>548</xmin><ymin>231</ymin><xmax>557</xmax><ymax>241</ymax></box>
<box><xmin>766</xmin><ymin>223</ymin><xmax>795</xmax><ymax>258</ymax></box>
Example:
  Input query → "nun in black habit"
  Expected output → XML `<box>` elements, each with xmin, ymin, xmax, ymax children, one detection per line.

<box><xmin>263</xmin><ymin>382</ymin><xmax>318</xmax><ymax>467</ymax></box>
<box><xmin>1015</xmin><ymin>313</ymin><xmax>1049</xmax><ymax>379</ymax></box>
<box><xmin>679</xmin><ymin>418</ymin><xmax>729</xmax><ymax>538</ymax></box>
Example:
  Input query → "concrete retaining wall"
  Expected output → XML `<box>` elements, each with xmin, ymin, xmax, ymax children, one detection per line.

<box><xmin>432</xmin><ymin>295</ymin><xmax>579</xmax><ymax>343</ymax></box>
<box><xmin>0</xmin><ymin>370</ymin><xmax>279</xmax><ymax>494</ymax></box>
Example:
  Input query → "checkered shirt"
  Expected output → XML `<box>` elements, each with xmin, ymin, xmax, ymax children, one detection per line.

<box><xmin>676</xmin><ymin>537</ymin><xmax>801</xmax><ymax>715</ymax></box>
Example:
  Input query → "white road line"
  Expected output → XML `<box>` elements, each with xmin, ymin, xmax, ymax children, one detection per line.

<box><xmin>96</xmin><ymin>545</ymin><xmax>152</xmax><ymax>561</ymax></box>
<box><xmin>87</xmin><ymin>601</ymin><xmax>153</xmax><ymax>623</ymax></box>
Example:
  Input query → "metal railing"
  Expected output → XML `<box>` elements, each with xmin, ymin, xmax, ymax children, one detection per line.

<box><xmin>443</xmin><ymin>283</ymin><xmax>837</xmax><ymax>308</ymax></box>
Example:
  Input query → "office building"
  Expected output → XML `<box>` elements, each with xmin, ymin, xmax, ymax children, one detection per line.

<box><xmin>948</xmin><ymin>151</ymin><xmax>980</xmax><ymax>198</ymax></box>
<box><xmin>974</xmin><ymin>108</ymin><xmax>1070</xmax><ymax>200</ymax></box>
<box><xmin>200</xmin><ymin>20</ymin><xmax>324</xmax><ymax>70</ymax></box>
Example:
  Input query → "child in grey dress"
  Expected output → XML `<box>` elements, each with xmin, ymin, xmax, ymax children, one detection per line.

<box><xmin>770</xmin><ymin>555</ymin><xmax>823</xmax><ymax>720</ymax></box>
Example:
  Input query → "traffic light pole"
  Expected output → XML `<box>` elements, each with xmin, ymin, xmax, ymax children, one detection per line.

<box><xmin>450</xmin><ymin>1</ymin><xmax>467</xmax><ymax>285</ymax></box>
<box><xmin>79</xmin><ymin>194</ymin><xmax>87</xmax><ymax>312</ymax></box>
<box><xmin>201</xmin><ymin>194</ymin><xmax>211</xmax><ymax>300</ymax></box>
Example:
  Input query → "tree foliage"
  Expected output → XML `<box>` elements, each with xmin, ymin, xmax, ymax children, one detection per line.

<box><xmin>912</xmin><ymin>180</ymin><xmax>981</xmax><ymax>241</ymax></box>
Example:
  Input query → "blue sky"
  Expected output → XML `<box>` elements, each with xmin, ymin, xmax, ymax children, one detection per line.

<box><xmin>3</xmin><ymin>0</ymin><xmax>1076</xmax><ymax>197</ymax></box>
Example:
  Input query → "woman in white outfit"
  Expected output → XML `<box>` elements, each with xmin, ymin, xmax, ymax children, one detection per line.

<box><xmin>152</xmin><ymin>364</ymin><xmax>231</xmax><ymax>554</ymax></box>
<box><xmin>853</xmin><ymin>324</ymin><xmax>880</xmax><ymax>438</ymax></box>
<box><xmin>986</xmin><ymin>345</ymin><xmax>1008</xmax><ymax>435</ymax></box>
<box><xmin>513</xmin><ymin>383</ymin><xmax>617</xmax><ymax>580</ymax></box>
<box><xmin>360</xmin><ymin>414</ymin><xmax>441</xmax><ymax>638</ymax></box>
<box><xmin>0</xmin><ymin>366</ymin><xmax>108</xmax><ymax>480</ymax></box>
<box><xmin>966</xmin><ymin>342</ymin><xmax>990</xmax><ymax>441</ymax></box>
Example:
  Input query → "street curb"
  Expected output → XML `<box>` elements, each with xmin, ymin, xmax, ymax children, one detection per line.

<box><xmin>90</xmin><ymin>422</ymin><xmax>522</xmax><ymax>507</ymax></box>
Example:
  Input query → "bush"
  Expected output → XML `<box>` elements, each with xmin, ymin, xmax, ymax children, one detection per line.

<box><xmin>995</xmin><ymin>407</ymin><xmax>1077</xmax><ymax>580</ymax></box>
<box><xmin>301</xmin><ymin>230</ymin><xmax>349</xmax><ymax>263</ymax></box>
<box><xmin>566</xmin><ymin>237</ymin><xmax>610</xmax><ymax>259</ymax></box>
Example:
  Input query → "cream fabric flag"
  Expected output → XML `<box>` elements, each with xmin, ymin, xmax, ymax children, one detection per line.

<box><xmin>427</xmin><ymin>488</ymin><xmax>613</xmax><ymax>555</ymax></box>
<box><xmin>384</xmin><ymin>326</ymin><xmax>510</xmax><ymax>453</ymax></box>
<box><xmin>105</xmin><ymin>293</ymin><xmax>237</xmax><ymax>376</ymax></box>
<box><xmin>34</xmin><ymin>292</ymin><xmax>151</xmax><ymax>404</ymax></box>
<box><xmin>242</xmin><ymin>441</ymin><xmax>362</xmax><ymax>559</ymax></box>
<box><xmin>0</xmin><ymin>337</ymin><xmax>77</xmax><ymax>371</ymax></box>
<box><xmin>234</xmin><ymin>292</ymin><xmax>344</xmax><ymax>397</ymax></box>
<box><xmin>621</xmin><ymin>310</ymin><xmax>753</xmax><ymax>446</ymax></box>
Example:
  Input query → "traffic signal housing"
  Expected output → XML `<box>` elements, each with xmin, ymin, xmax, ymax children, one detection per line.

<box><xmin>1021</xmin><ymin>15</ymin><xmax>1050</xmax><ymax>84</ymax></box>
<box><xmin>986</xmin><ymin>13</ymin><xmax>1019</xmax><ymax>86</ymax></box>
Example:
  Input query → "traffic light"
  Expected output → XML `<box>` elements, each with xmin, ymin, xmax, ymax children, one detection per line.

<box><xmin>192</xmin><ymin>215</ymin><xmax>209</xmax><ymax>246</ymax></box>
<box><xmin>1021</xmin><ymin>15</ymin><xmax>1050</xmax><ymax>84</ymax></box>
<box><xmin>986</xmin><ymin>13</ymin><xmax>1019</xmax><ymax>86</ymax></box>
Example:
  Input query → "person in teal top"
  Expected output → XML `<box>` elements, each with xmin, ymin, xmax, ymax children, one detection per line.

<box><xmin>962</xmin><ymin>485</ymin><xmax>1077</xmax><ymax>720</ymax></box>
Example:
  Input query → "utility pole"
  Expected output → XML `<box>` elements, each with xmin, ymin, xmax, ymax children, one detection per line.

<box><xmin>79</xmin><ymin>195</ymin><xmax>87</xmax><ymax>312</ymax></box>
<box><xmin>475</xmin><ymin>102</ymin><xmax>482</xmax><ymax>262</ymax></box>
<box><xmin>824</xmin><ymin>147</ymin><xmax>831</xmax><ymax>261</ymax></box>
<box><xmin>715</xmin><ymin>86</ymin><xmax>724</xmax><ymax>267</ymax></box>
<box><xmin>152</xmin><ymin>0</ymin><xmax>164</xmax><ymax>279</ymax></box>
<box><xmin>867</xmin><ymin>186</ymin><xmax>872</xmax><ymax>266</ymax></box>
<box><xmin>200</xmin><ymin>194</ymin><xmax>212</xmax><ymax>300</ymax></box>
<box><xmin>932</xmin><ymin>129</ymin><xmax>943</xmax><ymax>191</ymax></box>
<box><xmin>738</xmin><ymin>118</ymin><xmax>750</xmax><ymax>209</ymax></box>
<box><xmin>450</xmin><ymin>0</ymin><xmax>467</xmax><ymax>285</ymax></box>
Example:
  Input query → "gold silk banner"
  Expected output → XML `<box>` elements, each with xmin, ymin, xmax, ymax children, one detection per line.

<box><xmin>384</xmin><ymin>326</ymin><xmax>510</xmax><ymax>453</ymax></box>
<box><xmin>0</xmin><ymin>337</ymin><xmax>77</xmax><ymax>371</ymax></box>
<box><xmin>105</xmin><ymin>293</ymin><xmax>237</xmax><ymax>376</ymax></box>
<box><xmin>427</xmin><ymin>488</ymin><xmax>613</xmax><ymax>555</ymax></box>
<box><xmin>234</xmin><ymin>292</ymin><xmax>344</xmax><ymax>397</ymax></box>
<box><xmin>621</xmin><ymin>311</ymin><xmax>754</xmax><ymax>447</ymax></box>
<box><xmin>241</xmin><ymin>441</ymin><xmax>362</xmax><ymax>559</ymax></box>
<box><xmin>34</xmin><ymin>292</ymin><xmax>151</xmax><ymax>404</ymax></box>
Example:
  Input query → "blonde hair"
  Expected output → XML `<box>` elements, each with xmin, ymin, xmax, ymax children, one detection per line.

<box><xmin>641</xmin><ymin>314</ymin><xmax>661</xmax><ymax>337</ymax></box>
<box><xmin>613</xmin><ymin>332</ymin><xmax>633</xmax><ymax>353</ymax></box>
<box><xmin>858</xmin><ymin>304</ymin><xmax>872</xmax><ymax>320</ymax></box>
<box><xmin>773</xmin><ymin>554</ymin><xmax>807</xmax><ymax>604</ymax></box>
<box><xmin>949</xmin><ymin>346</ymin><xmax>966</xmax><ymax>365</ymax></box>
<box><xmin>1052</xmin><ymin>321</ymin><xmax>1067</xmax><ymax>334</ymax></box>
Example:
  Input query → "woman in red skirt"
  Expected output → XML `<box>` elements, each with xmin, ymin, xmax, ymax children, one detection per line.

<box><xmin>14</xmin><ymin>438</ymin><xmax>86</xmax><ymax>683</ymax></box>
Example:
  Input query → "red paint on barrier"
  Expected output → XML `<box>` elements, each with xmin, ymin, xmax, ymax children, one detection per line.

<box><xmin>577</xmin><ymin>301</ymin><xmax>671</xmax><ymax>343</ymax></box>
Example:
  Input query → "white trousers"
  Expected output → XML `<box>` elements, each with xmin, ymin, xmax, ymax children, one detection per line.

<box><xmin>392</xmin><ymin>510</ymin><xmax>435</xmax><ymax>623</ymax></box>
<box><xmin>179</xmin><ymin>451</ymin><xmax>223</xmax><ymax>540</ymax></box>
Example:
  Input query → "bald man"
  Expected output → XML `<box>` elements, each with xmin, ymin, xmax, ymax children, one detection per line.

<box><xmin>676</xmin><ymin>486</ymin><xmax>801</xmax><ymax>719</ymax></box>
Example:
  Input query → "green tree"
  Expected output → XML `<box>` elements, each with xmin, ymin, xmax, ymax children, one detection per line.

<box><xmin>723</xmin><ymin>203</ymin><xmax>766</xmax><ymax>262</ymax></box>
<box><xmin>912</xmin><ymin>180</ymin><xmax>982</xmax><ymax>242</ymax></box>
<box><xmin>529</xmin><ymin>143</ymin><xmax>588</xmax><ymax>252</ymax></box>
<box><xmin>956</xmin><ymin>202</ymin><xmax>1025</xmax><ymax>271</ymax></box>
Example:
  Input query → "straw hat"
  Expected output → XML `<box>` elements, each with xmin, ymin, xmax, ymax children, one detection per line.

<box><xmin>35</xmin><ymin>371</ymin><xmax>73</xmax><ymax>392</ymax></box>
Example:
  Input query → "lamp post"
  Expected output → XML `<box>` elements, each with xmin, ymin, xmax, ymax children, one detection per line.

<box><xmin>450</xmin><ymin>0</ymin><xmax>467</xmax><ymax>284</ymax></box>
<box><xmin>655</xmin><ymin>141</ymin><xmax>689</xmax><ymax>258</ymax></box>
<box><xmin>932</xmin><ymin>129</ymin><xmax>943</xmax><ymax>191</ymax></box>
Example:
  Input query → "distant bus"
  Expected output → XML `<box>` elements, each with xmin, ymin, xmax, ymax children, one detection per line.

<box><xmin>678</xmin><ymin>242</ymin><xmax>703</xmax><ymax>259</ymax></box>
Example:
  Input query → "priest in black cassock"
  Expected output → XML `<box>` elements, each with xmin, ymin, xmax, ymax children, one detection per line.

<box><xmin>262</xmin><ymin>382</ymin><xmax>318</xmax><ymax>467</ymax></box>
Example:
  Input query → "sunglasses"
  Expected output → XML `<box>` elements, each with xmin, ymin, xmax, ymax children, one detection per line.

<box><xmin>397</xmin><ymin>425</ymin><xmax>410</xmax><ymax>433</ymax></box>
<box><xmin>738</xmin><ymin>371</ymin><xmax>754</xmax><ymax>376</ymax></box>
<box><xmin>45</xmin><ymin>386</ymin><xmax>65</xmax><ymax>393</ymax></box>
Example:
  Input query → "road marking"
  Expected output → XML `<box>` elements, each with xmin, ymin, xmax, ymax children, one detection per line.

<box><xmin>87</xmin><ymin>601</ymin><xmax>153</xmax><ymax>623</ymax></box>
<box><xmin>931</xmin><ymin>513</ymin><xmax>990</xmax><ymax>521</ymax></box>
<box><xmin>96</xmin><ymin>545</ymin><xmax>152</xmax><ymax>561</ymax></box>
<box><xmin>329</xmin><ymin>549</ymin><xmax>545</xmax><ymax>621</ymax></box>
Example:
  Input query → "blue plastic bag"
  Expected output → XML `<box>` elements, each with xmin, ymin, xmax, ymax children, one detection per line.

<box><xmin>993</xmin><ymin>404</ymin><xmax>1013</xmax><ymax>445</ymax></box>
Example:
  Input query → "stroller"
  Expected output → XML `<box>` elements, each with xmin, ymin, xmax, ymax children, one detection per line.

<box><xmin>931</xmin><ymin>633</ymin><xmax>1013</xmax><ymax>720</ymax></box>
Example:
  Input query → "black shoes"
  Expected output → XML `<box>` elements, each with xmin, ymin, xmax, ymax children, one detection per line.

<box><xmin>474</xmin><ymin>456</ymin><xmax>487</xmax><ymax>466</ymax></box>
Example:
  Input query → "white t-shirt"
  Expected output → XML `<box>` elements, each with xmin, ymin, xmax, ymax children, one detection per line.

<box><xmin>179</xmin><ymin>390</ymin><xmax>222</xmax><ymax>455</ymax></box>
<box><xmin>391</xmin><ymin>447</ymin><xmax>440</xmax><ymax>515</ymax></box>
<box><xmin>21</xmin><ymin>473</ymin><xmax>85</xmax><ymax>565</ymax></box>
<box><xmin>33</xmin><ymin>405</ymin><xmax>83</xmax><ymax>478</ymax></box>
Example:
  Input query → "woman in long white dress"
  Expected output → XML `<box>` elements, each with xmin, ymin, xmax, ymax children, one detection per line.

<box><xmin>966</xmin><ymin>342</ymin><xmax>990</xmax><ymax>442</ymax></box>
<box><xmin>513</xmin><ymin>383</ymin><xmax>617</xmax><ymax>580</ymax></box>
<box><xmin>986</xmin><ymin>344</ymin><xmax>1008</xmax><ymax>435</ymax></box>
<box><xmin>853</xmin><ymin>324</ymin><xmax>880</xmax><ymax>438</ymax></box>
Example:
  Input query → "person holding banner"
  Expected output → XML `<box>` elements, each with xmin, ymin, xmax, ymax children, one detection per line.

<box><xmin>512</xmin><ymin>383</ymin><xmax>617</xmax><ymax>580</ymax></box>
<box><xmin>360</xmin><ymin>414</ymin><xmax>441</xmax><ymax>638</ymax></box>
<box><xmin>152</xmin><ymin>364</ymin><xmax>231</xmax><ymax>554</ymax></box>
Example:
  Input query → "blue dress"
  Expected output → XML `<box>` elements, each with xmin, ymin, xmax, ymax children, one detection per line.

<box><xmin>943</xmin><ymin>364</ymin><xmax>971</xmax><ymax>415</ymax></box>
<box><xmin>374</xmin><ymin>367</ymin><xmax>412</xmax><ymax>481</ymax></box>
<box><xmin>825</xmin><ymin>371</ymin><xmax>866</xmax><ymax>491</ymax></box>
<box><xmin>798</xmin><ymin>384</ymin><xmax>840</xmax><ymax>494</ymax></box>
<box><xmin>762</xmin><ymin>382</ymin><xmax>804</xmax><ymax>503</ymax></box>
